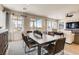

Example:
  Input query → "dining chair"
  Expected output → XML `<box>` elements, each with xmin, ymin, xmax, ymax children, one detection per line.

<box><xmin>43</xmin><ymin>38</ymin><xmax>66</xmax><ymax>55</ymax></box>
<box><xmin>22</xmin><ymin>33</ymin><xmax>38</xmax><ymax>54</ymax></box>
<box><xmin>33</xmin><ymin>30</ymin><xmax>42</xmax><ymax>38</ymax></box>
<box><xmin>26</xmin><ymin>31</ymin><xmax>36</xmax><ymax>42</ymax></box>
<box><xmin>27</xmin><ymin>31</ymin><xmax>32</xmax><ymax>33</ymax></box>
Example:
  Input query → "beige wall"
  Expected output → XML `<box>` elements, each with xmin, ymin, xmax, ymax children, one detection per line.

<box><xmin>58</xmin><ymin>12</ymin><xmax>79</xmax><ymax>31</ymax></box>
<box><xmin>24</xmin><ymin>15</ymin><xmax>30</xmax><ymax>32</ymax></box>
<box><xmin>65</xmin><ymin>13</ymin><xmax>79</xmax><ymax>22</ymax></box>
<box><xmin>58</xmin><ymin>12</ymin><xmax>79</xmax><ymax>43</ymax></box>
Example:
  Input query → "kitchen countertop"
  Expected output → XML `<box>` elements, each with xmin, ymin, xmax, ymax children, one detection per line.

<box><xmin>0</xmin><ymin>29</ymin><xmax>8</xmax><ymax>34</ymax></box>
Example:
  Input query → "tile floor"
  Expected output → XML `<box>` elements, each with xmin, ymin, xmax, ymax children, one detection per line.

<box><xmin>6</xmin><ymin>40</ymin><xmax>79</xmax><ymax>55</ymax></box>
<box><xmin>6</xmin><ymin>40</ymin><xmax>46</xmax><ymax>55</ymax></box>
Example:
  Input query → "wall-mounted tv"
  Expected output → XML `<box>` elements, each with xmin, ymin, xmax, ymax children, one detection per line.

<box><xmin>66</xmin><ymin>22</ymin><xmax>79</xmax><ymax>29</ymax></box>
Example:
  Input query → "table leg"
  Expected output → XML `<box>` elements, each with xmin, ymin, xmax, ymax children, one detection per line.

<box><xmin>38</xmin><ymin>45</ymin><xmax>41</xmax><ymax>55</ymax></box>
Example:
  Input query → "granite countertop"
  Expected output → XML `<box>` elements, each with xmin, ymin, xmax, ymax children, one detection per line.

<box><xmin>0</xmin><ymin>29</ymin><xmax>8</xmax><ymax>34</ymax></box>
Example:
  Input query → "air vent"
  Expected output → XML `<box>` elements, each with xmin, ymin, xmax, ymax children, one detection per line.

<box><xmin>66</xmin><ymin>13</ymin><xmax>73</xmax><ymax>17</ymax></box>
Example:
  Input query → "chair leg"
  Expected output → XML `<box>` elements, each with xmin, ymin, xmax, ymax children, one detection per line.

<box><xmin>25</xmin><ymin>47</ymin><xmax>37</xmax><ymax>55</ymax></box>
<box><xmin>62</xmin><ymin>51</ymin><xmax>64</xmax><ymax>55</ymax></box>
<box><xmin>24</xmin><ymin>44</ymin><xmax>26</xmax><ymax>53</ymax></box>
<box><xmin>61</xmin><ymin>50</ymin><xmax>64</xmax><ymax>55</ymax></box>
<box><xmin>22</xmin><ymin>41</ymin><xmax>25</xmax><ymax>49</ymax></box>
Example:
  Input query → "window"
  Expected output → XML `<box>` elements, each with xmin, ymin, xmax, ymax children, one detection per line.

<box><xmin>30</xmin><ymin>21</ymin><xmax>34</xmax><ymax>28</ymax></box>
<box><xmin>30</xmin><ymin>18</ymin><xmax>35</xmax><ymax>28</ymax></box>
<box><xmin>11</xmin><ymin>15</ymin><xmax>24</xmax><ymax>31</ymax></box>
<box><xmin>47</xmin><ymin>20</ymin><xmax>52</xmax><ymax>28</ymax></box>
<box><xmin>47</xmin><ymin>20</ymin><xmax>52</xmax><ymax>31</ymax></box>
<box><xmin>34</xmin><ymin>19</ymin><xmax>42</xmax><ymax>28</ymax></box>
<box><xmin>30</xmin><ymin>18</ymin><xmax>42</xmax><ymax>29</ymax></box>
<box><xmin>47</xmin><ymin>19</ymin><xmax>58</xmax><ymax>31</ymax></box>
<box><xmin>37</xmin><ymin>20</ymin><xmax>42</xmax><ymax>28</ymax></box>
<box><xmin>52</xmin><ymin>21</ymin><xmax>57</xmax><ymax>29</ymax></box>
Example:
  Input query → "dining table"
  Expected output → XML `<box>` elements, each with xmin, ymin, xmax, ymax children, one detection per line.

<box><xmin>27</xmin><ymin>32</ymin><xmax>64</xmax><ymax>55</ymax></box>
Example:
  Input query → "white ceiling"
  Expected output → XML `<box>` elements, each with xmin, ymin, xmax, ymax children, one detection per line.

<box><xmin>3</xmin><ymin>4</ymin><xmax>79</xmax><ymax>19</ymax></box>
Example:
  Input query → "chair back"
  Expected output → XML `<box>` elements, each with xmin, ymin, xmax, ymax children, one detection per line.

<box><xmin>54</xmin><ymin>38</ymin><xmax>65</xmax><ymax>54</ymax></box>
<box><xmin>27</xmin><ymin>31</ymin><xmax>32</xmax><ymax>33</ymax></box>
<box><xmin>33</xmin><ymin>30</ymin><xmax>42</xmax><ymax>38</ymax></box>
<box><xmin>22</xmin><ymin>33</ymin><xmax>32</xmax><ymax>48</ymax></box>
<box><xmin>22</xmin><ymin>33</ymin><xmax>28</xmax><ymax>43</ymax></box>
<box><xmin>22</xmin><ymin>33</ymin><xmax>26</xmax><ymax>41</ymax></box>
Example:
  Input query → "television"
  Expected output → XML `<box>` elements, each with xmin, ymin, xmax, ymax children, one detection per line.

<box><xmin>66</xmin><ymin>22</ymin><xmax>79</xmax><ymax>29</ymax></box>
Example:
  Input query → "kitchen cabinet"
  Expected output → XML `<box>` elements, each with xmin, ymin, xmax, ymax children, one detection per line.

<box><xmin>0</xmin><ymin>30</ymin><xmax>8</xmax><ymax>55</ymax></box>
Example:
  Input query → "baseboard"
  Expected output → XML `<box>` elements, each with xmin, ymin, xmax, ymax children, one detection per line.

<box><xmin>65</xmin><ymin>42</ymin><xmax>72</xmax><ymax>45</ymax></box>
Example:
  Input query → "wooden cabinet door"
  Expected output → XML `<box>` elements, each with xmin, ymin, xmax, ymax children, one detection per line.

<box><xmin>74</xmin><ymin>34</ymin><xmax>79</xmax><ymax>44</ymax></box>
<box><xmin>0</xmin><ymin>31</ymin><xmax>8</xmax><ymax>55</ymax></box>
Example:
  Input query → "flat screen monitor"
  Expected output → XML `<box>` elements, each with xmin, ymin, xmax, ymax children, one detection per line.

<box><xmin>66</xmin><ymin>22</ymin><xmax>79</xmax><ymax>29</ymax></box>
